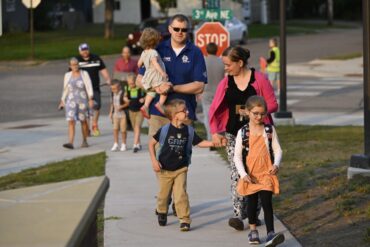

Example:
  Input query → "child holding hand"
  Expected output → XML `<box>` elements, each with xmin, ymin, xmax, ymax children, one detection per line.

<box><xmin>234</xmin><ymin>96</ymin><xmax>284</xmax><ymax>247</ymax></box>
<box><xmin>149</xmin><ymin>99</ymin><xmax>220</xmax><ymax>232</ymax></box>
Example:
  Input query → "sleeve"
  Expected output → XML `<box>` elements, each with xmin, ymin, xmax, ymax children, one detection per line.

<box><xmin>257</xmin><ymin>73</ymin><xmax>278</xmax><ymax>114</ymax></box>
<box><xmin>271</xmin><ymin>126</ymin><xmax>283</xmax><ymax>167</ymax></box>
<box><xmin>138</xmin><ymin>66</ymin><xmax>145</xmax><ymax>75</ymax></box>
<box><xmin>233</xmin><ymin>130</ymin><xmax>248</xmax><ymax>178</ymax></box>
<box><xmin>192</xmin><ymin>47</ymin><xmax>207</xmax><ymax>83</ymax></box>
<box><xmin>153</xmin><ymin>128</ymin><xmax>162</xmax><ymax>142</ymax></box>
<box><xmin>266</xmin><ymin>50</ymin><xmax>275</xmax><ymax>64</ymax></box>
<box><xmin>61</xmin><ymin>73</ymin><xmax>68</xmax><ymax>103</ymax></box>
<box><xmin>192</xmin><ymin>131</ymin><xmax>203</xmax><ymax>146</ymax></box>
<box><xmin>98</xmin><ymin>56</ymin><xmax>106</xmax><ymax>70</ymax></box>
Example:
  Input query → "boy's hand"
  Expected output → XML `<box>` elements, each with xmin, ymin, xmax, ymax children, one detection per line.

<box><xmin>269</xmin><ymin>165</ymin><xmax>279</xmax><ymax>175</ymax></box>
<box><xmin>139</xmin><ymin>98</ymin><xmax>144</xmax><ymax>103</ymax></box>
<box><xmin>152</xmin><ymin>160</ymin><xmax>162</xmax><ymax>172</ymax></box>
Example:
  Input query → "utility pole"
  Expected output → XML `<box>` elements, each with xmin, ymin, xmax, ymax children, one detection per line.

<box><xmin>349</xmin><ymin>0</ymin><xmax>370</xmax><ymax>178</ymax></box>
<box><xmin>274</xmin><ymin>0</ymin><xmax>293</xmax><ymax>120</ymax></box>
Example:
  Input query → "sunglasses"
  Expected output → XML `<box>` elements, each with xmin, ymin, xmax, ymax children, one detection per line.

<box><xmin>171</xmin><ymin>26</ymin><xmax>188</xmax><ymax>33</ymax></box>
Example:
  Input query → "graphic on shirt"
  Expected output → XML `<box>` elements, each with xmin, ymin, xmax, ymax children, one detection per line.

<box><xmin>182</xmin><ymin>55</ymin><xmax>190</xmax><ymax>63</ymax></box>
<box><xmin>163</xmin><ymin>56</ymin><xmax>171</xmax><ymax>62</ymax></box>
<box><xmin>167</xmin><ymin>134</ymin><xmax>187</xmax><ymax>160</ymax></box>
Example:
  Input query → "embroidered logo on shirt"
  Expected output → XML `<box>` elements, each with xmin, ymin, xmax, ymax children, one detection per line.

<box><xmin>163</xmin><ymin>56</ymin><xmax>171</xmax><ymax>62</ymax></box>
<box><xmin>203</xmin><ymin>71</ymin><xmax>207</xmax><ymax>78</ymax></box>
<box><xmin>182</xmin><ymin>55</ymin><xmax>190</xmax><ymax>63</ymax></box>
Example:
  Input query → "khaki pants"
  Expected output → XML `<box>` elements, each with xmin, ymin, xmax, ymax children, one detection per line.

<box><xmin>148</xmin><ymin>115</ymin><xmax>170</xmax><ymax>137</ymax></box>
<box><xmin>156</xmin><ymin>167</ymin><xmax>191</xmax><ymax>224</ymax></box>
<box><xmin>128</xmin><ymin>110</ymin><xmax>144</xmax><ymax>129</ymax></box>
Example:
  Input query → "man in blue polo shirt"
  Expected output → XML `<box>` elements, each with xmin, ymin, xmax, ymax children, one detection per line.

<box><xmin>140</xmin><ymin>14</ymin><xmax>207</xmax><ymax>137</ymax></box>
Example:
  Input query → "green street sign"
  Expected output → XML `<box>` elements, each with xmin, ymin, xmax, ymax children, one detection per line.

<box><xmin>192</xmin><ymin>9</ymin><xmax>233</xmax><ymax>21</ymax></box>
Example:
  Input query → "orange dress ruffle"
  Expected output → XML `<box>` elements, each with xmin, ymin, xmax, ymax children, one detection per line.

<box><xmin>237</xmin><ymin>134</ymin><xmax>279</xmax><ymax>196</ymax></box>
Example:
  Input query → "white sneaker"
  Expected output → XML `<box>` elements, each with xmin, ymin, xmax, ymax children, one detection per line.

<box><xmin>111</xmin><ymin>143</ymin><xmax>119</xmax><ymax>151</ymax></box>
<box><xmin>120</xmin><ymin>144</ymin><xmax>127</xmax><ymax>151</ymax></box>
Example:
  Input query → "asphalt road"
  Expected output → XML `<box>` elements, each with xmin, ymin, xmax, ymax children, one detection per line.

<box><xmin>0</xmin><ymin>28</ymin><xmax>363</xmax><ymax>123</ymax></box>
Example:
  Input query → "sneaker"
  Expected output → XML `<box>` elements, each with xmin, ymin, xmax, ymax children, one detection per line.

<box><xmin>111</xmin><ymin>143</ymin><xmax>119</xmax><ymax>151</ymax></box>
<box><xmin>63</xmin><ymin>143</ymin><xmax>74</xmax><ymax>149</ymax></box>
<box><xmin>120</xmin><ymin>144</ymin><xmax>127</xmax><ymax>151</ymax></box>
<box><xmin>133</xmin><ymin>144</ymin><xmax>139</xmax><ymax>153</ymax></box>
<box><xmin>248</xmin><ymin>230</ymin><xmax>261</xmax><ymax>245</ymax></box>
<box><xmin>228</xmin><ymin>217</ymin><xmax>244</xmax><ymax>231</ymax></box>
<box><xmin>154</xmin><ymin>102</ymin><xmax>166</xmax><ymax>115</ymax></box>
<box><xmin>140</xmin><ymin>106</ymin><xmax>150</xmax><ymax>119</ymax></box>
<box><xmin>81</xmin><ymin>140</ymin><xmax>89</xmax><ymax>148</ymax></box>
<box><xmin>265</xmin><ymin>231</ymin><xmax>285</xmax><ymax>247</ymax></box>
<box><xmin>180</xmin><ymin>223</ymin><xmax>190</xmax><ymax>232</ymax></box>
<box><xmin>158</xmin><ymin>213</ymin><xmax>167</xmax><ymax>226</ymax></box>
<box><xmin>92</xmin><ymin>127</ymin><xmax>100</xmax><ymax>137</ymax></box>
<box><xmin>172</xmin><ymin>203</ymin><xmax>177</xmax><ymax>217</ymax></box>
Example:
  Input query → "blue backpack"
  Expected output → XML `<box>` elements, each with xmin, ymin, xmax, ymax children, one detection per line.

<box><xmin>157</xmin><ymin>124</ymin><xmax>195</xmax><ymax>165</ymax></box>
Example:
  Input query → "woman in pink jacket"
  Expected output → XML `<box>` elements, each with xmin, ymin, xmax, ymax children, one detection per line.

<box><xmin>208</xmin><ymin>46</ymin><xmax>278</xmax><ymax>231</ymax></box>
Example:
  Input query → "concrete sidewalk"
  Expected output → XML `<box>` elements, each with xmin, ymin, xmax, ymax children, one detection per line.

<box><xmin>0</xmin><ymin>117</ymin><xmax>301</xmax><ymax>246</ymax></box>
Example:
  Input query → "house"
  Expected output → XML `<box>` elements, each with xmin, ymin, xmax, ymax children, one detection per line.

<box><xmin>92</xmin><ymin>0</ymin><xmax>278</xmax><ymax>25</ymax></box>
<box><xmin>1</xmin><ymin>0</ymin><xmax>29</xmax><ymax>32</ymax></box>
<box><xmin>93</xmin><ymin>0</ymin><xmax>152</xmax><ymax>24</ymax></box>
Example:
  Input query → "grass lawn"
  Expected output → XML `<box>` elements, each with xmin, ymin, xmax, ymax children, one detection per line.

<box><xmin>0</xmin><ymin>21</ymin><xmax>356</xmax><ymax>61</ymax></box>
<box><xmin>0</xmin><ymin>24</ymin><xmax>136</xmax><ymax>61</ymax></box>
<box><xmin>248</xmin><ymin>21</ymin><xmax>354</xmax><ymax>39</ymax></box>
<box><xmin>213</xmin><ymin>124</ymin><xmax>370</xmax><ymax>247</ymax></box>
<box><xmin>0</xmin><ymin>152</ymin><xmax>107</xmax><ymax>247</ymax></box>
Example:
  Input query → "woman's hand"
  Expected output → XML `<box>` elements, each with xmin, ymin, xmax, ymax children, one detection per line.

<box><xmin>58</xmin><ymin>101</ymin><xmax>65</xmax><ymax>110</ymax></box>
<box><xmin>212</xmin><ymin>134</ymin><xmax>224</xmax><ymax>147</ymax></box>
<box><xmin>89</xmin><ymin>99</ymin><xmax>94</xmax><ymax>109</ymax></box>
<box><xmin>269</xmin><ymin>165</ymin><xmax>279</xmax><ymax>175</ymax></box>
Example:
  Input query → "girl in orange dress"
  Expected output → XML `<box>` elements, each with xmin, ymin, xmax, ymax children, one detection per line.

<box><xmin>233</xmin><ymin>96</ymin><xmax>284</xmax><ymax>247</ymax></box>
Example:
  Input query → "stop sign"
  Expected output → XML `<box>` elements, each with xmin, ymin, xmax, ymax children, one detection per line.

<box><xmin>22</xmin><ymin>0</ymin><xmax>41</xmax><ymax>9</ymax></box>
<box><xmin>195</xmin><ymin>22</ymin><xmax>230</xmax><ymax>57</ymax></box>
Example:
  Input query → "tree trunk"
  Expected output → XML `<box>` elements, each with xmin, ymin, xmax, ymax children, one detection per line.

<box><xmin>327</xmin><ymin>0</ymin><xmax>334</xmax><ymax>26</ymax></box>
<box><xmin>104</xmin><ymin>0</ymin><xmax>114</xmax><ymax>39</ymax></box>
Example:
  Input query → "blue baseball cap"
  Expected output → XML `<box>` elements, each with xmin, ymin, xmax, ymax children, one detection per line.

<box><xmin>78</xmin><ymin>43</ymin><xmax>89</xmax><ymax>51</ymax></box>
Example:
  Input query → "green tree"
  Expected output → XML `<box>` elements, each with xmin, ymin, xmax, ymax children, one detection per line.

<box><xmin>156</xmin><ymin>0</ymin><xmax>176</xmax><ymax>16</ymax></box>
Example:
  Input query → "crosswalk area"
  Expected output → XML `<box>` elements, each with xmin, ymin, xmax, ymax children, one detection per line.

<box><xmin>277</xmin><ymin>77</ymin><xmax>364</xmax><ymax>126</ymax></box>
<box><xmin>285</xmin><ymin>77</ymin><xmax>363</xmax><ymax>107</ymax></box>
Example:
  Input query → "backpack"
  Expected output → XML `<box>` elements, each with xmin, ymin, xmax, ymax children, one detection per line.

<box><xmin>111</xmin><ymin>90</ymin><xmax>125</xmax><ymax>114</ymax></box>
<box><xmin>157</xmin><ymin>124</ymin><xmax>195</xmax><ymax>165</ymax></box>
<box><xmin>240</xmin><ymin>123</ymin><xmax>274</xmax><ymax>173</ymax></box>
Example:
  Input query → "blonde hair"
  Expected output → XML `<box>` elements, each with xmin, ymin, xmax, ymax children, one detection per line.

<box><xmin>164</xmin><ymin>99</ymin><xmax>186</xmax><ymax>120</ymax></box>
<box><xmin>126</xmin><ymin>72</ymin><xmax>136</xmax><ymax>83</ymax></box>
<box><xmin>245</xmin><ymin>96</ymin><xmax>267</xmax><ymax>112</ymax></box>
<box><xmin>139</xmin><ymin>28</ymin><xmax>161</xmax><ymax>49</ymax></box>
<box><xmin>270</xmin><ymin>37</ymin><xmax>278</xmax><ymax>47</ymax></box>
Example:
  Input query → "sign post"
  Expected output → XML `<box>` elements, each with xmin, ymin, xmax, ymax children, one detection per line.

<box><xmin>195</xmin><ymin>22</ymin><xmax>230</xmax><ymax>57</ymax></box>
<box><xmin>274</xmin><ymin>0</ymin><xmax>293</xmax><ymax>120</ymax></box>
<box><xmin>22</xmin><ymin>0</ymin><xmax>41</xmax><ymax>60</ymax></box>
<box><xmin>349</xmin><ymin>0</ymin><xmax>370</xmax><ymax>178</ymax></box>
